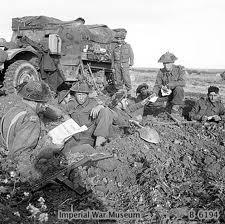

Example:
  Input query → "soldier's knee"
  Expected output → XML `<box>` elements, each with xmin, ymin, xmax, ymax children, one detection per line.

<box><xmin>98</xmin><ymin>108</ymin><xmax>113</xmax><ymax>120</ymax></box>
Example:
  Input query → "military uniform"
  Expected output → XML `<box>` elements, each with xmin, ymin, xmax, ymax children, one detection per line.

<box><xmin>189</xmin><ymin>97</ymin><xmax>225</xmax><ymax>121</ymax></box>
<box><xmin>0</xmin><ymin>81</ymin><xmax>65</xmax><ymax>181</ymax></box>
<box><xmin>112</xmin><ymin>33</ymin><xmax>134</xmax><ymax>91</ymax></box>
<box><xmin>62</xmin><ymin>97</ymin><xmax>113</xmax><ymax>148</ymax></box>
<box><xmin>60</xmin><ymin>81</ymin><xmax>114</xmax><ymax>150</ymax></box>
<box><xmin>111</xmin><ymin>101</ymin><xmax>145</xmax><ymax>127</ymax></box>
<box><xmin>153</xmin><ymin>65</ymin><xmax>186</xmax><ymax>106</ymax></box>
<box><xmin>0</xmin><ymin>102</ymin><xmax>41</xmax><ymax>158</ymax></box>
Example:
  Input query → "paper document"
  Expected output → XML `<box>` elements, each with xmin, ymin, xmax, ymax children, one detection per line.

<box><xmin>48</xmin><ymin>119</ymin><xmax>88</xmax><ymax>144</ymax></box>
<box><xmin>161</xmin><ymin>88</ymin><xmax>172</xmax><ymax>96</ymax></box>
<box><xmin>149</xmin><ymin>96</ymin><xmax>158</xmax><ymax>103</ymax></box>
<box><xmin>207</xmin><ymin>116</ymin><xmax>214</xmax><ymax>120</ymax></box>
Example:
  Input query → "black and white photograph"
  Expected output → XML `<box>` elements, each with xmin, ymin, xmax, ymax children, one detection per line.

<box><xmin>0</xmin><ymin>0</ymin><xmax>225</xmax><ymax>223</ymax></box>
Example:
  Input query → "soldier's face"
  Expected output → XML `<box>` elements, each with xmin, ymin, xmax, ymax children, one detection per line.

<box><xmin>75</xmin><ymin>92</ymin><xmax>88</xmax><ymax>104</ymax></box>
<box><xmin>140</xmin><ymin>87</ymin><xmax>148</xmax><ymax>96</ymax></box>
<box><xmin>208</xmin><ymin>92</ymin><xmax>220</xmax><ymax>103</ymax></box>
<box><xmin>163</xmin><ymin>63</ymin><xmax>173</xmax><ymax>71</ymax></box>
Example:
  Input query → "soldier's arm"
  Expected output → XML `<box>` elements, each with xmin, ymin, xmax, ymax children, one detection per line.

<box><xmin>128</xmin><ymin>44</ymin><xmax>134</xmax><ymax>66</ymax></box>
<box><xmin>10</xmin><ymin>116</ymin><xmax>41</xmax><ymax>155</ymax></box>
<box><xmin>189</xmin><ymin>99</ymin><xmax>205</xmax><ymax>121</ymax></box>
<box><xmin>219</xmin><ymin>101</ymin><xmax>225</xmax><ymax>120</ymax></box>
<box><xmin>153</xmin><ymin>71</ymin><xmax>163</xmax><ymax>94</ymax></box>
<box><xmin>127</xmin><ymin>101</ymin><xmax>144</xmax><ymax>113</ymax></box>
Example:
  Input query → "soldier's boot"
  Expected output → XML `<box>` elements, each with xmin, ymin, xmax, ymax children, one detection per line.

<box><xmin>170</xmin><ymin>105</ymin><xmax>185</xmax><ymax>123</ymax></box>
<box><xmin>95</xmin><ymin>136</ymin><xmax>107</xmax><ymax>147</ymax></box>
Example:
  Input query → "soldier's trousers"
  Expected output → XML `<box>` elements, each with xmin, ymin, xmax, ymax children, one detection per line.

<box><xmin>63</xmin><ymin>108</ymin><xmax>114</xmax><ymax>150</ymax></box>
<box><xmin>157</xmin><ymin>86</ymin><xmax>184</xmax><ymax>106</ymax></box>
<box><xmin>114</xmin><ymin>63</ymin><xmax>132</xmax><ymax>91</ymax></box>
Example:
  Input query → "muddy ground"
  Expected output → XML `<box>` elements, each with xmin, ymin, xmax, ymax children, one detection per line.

<box><xmin>0</xmin><ymin>75</ymin><xmax>225</xmax><ymax>223</ymax></box>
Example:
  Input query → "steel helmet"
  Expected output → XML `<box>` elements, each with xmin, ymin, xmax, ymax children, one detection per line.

<box><xmin>70</xmin><ymin>81</ymin><xmax>92</xmax><ymax>93</ymax></box>
<box><xmin>158</xmin><ymin>52</ymin><xmax>177</xmax><ymax>63</ymax></box>
<box><xmin>16</xmin><ymin>81</ymin><xmax>52</xmax><ymax>102</ymax></box>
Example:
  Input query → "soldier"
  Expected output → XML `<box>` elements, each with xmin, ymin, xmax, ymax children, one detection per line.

<box><xmin>112</xmin><ymin>29</ymin><xmax>134</xmax><ymax>93</ymax></box>
<box><xmin>189</xmin><ymin>86</ymin><xmax>225</xmax><ymax>122</ymax></box>
<box><xmin>0</xmin><ymin>80</ymin><xmax>66</xmax><ymax>180</ymax></box>
<box><xmin>135</xmin><ymin>83</ymin><xmax>152</xmax><ymax>103</ymax></box>
<box><xmin>61</xmin><ymin>81</ymin><xmax>113</xmax><ymax>149</ymax></box>
<box><xmin>107</xmin><ymin>90</ymin><xmax>152</xmax><ymax>128</ymax></box>
<box><xmin>152</xmin><ymin>52</ymin><xmax>186</xmax><ymax>121</ymax></box>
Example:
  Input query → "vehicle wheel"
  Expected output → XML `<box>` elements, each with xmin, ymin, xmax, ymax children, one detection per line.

<box><xmin>3</xmin><ymin>60</ymin><xmax>40</xmax><ymax>94</ymax></box>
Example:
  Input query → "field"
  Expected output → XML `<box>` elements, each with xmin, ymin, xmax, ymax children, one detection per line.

<box><xmin>130</xmin><ymin>68</ymin><xmax>225</xmax><ymax>101</ymax></box>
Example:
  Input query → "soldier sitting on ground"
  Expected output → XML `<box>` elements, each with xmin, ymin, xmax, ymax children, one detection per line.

<box><xmin>135</xmin><ymin>83</ymin><xmax>152</xmax><ymax>103</ymax></box>
<box><xmin>59</xmin><ymin>81</ymin><xmax>113</xmax><ymax>150</ymax></box>
<box><xmin>189</xmin><ymin>86</ymin><xmax>225</xmax><ymax>122</ymax></box>
<box><xmin>152</xmin><ymin>52</ymin><xmax>186</xmax><ymax>122</ymax></box>
<box><xmin>107</xmin><ymin>90</ymin><xmax>153</xmax><ymax>129</ymax></box>
<box><xmin>0</xmin><ymin>80</ymin><xmax>68</xmax><ymax>180</ymax></box>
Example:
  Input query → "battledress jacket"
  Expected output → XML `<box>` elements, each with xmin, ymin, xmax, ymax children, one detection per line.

<box><xmin>111</xmin><ymin>42</ymin><xmax>134</xmax><ymax>68</ymax></box>
<box><xmin>62</xmin><ymin>97</ymin><xmax>104</xmax><ymax>146</ymax></box>
<box><xmin>0</xmin><ymin>102</ymin><xmax>41</xmax><ymax>157</ymax></box>
<box><xmin>189</xmin><ymin>97</ymin><xmax>225</xmax><ymax>121</ymax></box>
<box><xmin>0</xmin><ymin>101</ymin><xmax>64</xmax><ymax>158</ymax></box>
<box><xmin>153</xmin><ymin>65</ymin><xmax>186</xmax><ymax>93</ymax></box>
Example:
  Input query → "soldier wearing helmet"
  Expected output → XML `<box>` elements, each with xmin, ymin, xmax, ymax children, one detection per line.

<box><xmin>111</xmin><ymin>29</ymin><xmax>134</xmax><ymax>94</ymax></box>
<box><xmin>152</xmin><ymin>52</ymin><xmax>186</xmax><ymax>122</ymax></box>
<box><xmin>60</xmin><ymin>81</ymin><xmax>113</xmax><ymax>150</ymax></box>
<box><xmin>0</xmin><ymin>80</ymin><xmax>67</xmax><ymax>180</ymax></box>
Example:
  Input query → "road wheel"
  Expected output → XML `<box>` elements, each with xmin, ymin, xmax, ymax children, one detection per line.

<box><xmin>4</xmin><ymin>60</ymin><xmax>40</xmax><ymax>94</ymax></box>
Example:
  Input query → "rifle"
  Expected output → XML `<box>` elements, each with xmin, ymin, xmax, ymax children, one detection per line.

<box><xmin>32</xmin><ymin>153</ymin><xmax>114</xmax><ymax>195</ymax></box>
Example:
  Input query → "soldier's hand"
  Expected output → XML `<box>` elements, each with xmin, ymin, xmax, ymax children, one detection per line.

<box><xmin>112</xmin><ymin>68</ymin><xmax>115</xmax><ymax>73</ymax></box>
<box><xmin>162</xmin><ymin>85</ymin><xmax>169</xmax><ymax>91</ymax></box>
<box><xmin>90</xmin><ymin>105</ymin><xmax>104</xmax><ymax>119</ymax></box>
<box><xmin>150</xmin><ymin>92</ymin><xmax>157</xmax><ymax>98</ymax></box>
<box><xmin>212</xmin><ymin>115</ymin><xmax>221</xmax><ymax>121</ymax></box>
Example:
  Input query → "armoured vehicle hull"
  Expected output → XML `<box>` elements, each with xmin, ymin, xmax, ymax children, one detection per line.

<box><xmin>0</xmin><ymin>16</ymin><xmax>122</xmax><ymax>94</ymax></box>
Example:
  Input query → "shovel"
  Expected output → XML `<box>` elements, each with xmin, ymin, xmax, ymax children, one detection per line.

<box><xmin>130</xmin><ymin>120</ymin><xmax>160</xmax><ymax>144</ymax></box>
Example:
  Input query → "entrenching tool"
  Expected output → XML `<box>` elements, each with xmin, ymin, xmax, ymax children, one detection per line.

<box><xmin>131</xmin><ymin>120</ymin><xmax>160</xmax><ymax>144</ymax></box>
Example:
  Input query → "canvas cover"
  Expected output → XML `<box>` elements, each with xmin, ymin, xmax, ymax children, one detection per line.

<box><xmin>12</xmin><ymin>16</ymin><xmax>116</xmax><ymax>44</ymax></box>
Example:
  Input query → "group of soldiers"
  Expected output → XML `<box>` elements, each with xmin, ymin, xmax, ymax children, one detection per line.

<box><xmin>0</xmin><ymin>28</ymin><xmax>225</xmax><ymax>185</ymax></box>
<box><xmin>112</xmin><ymin>29</ymin><xmax>225</xmax><ymax>124</ymax></box>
